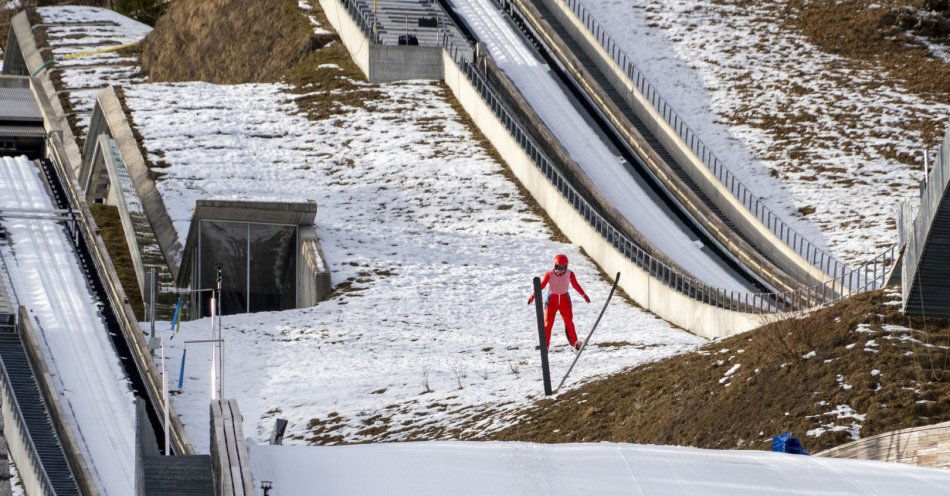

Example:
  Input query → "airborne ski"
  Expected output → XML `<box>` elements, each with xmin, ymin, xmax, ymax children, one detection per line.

<box><xmin>556</xmin><ymin>272</ymin><xmax>620</xmax><ymax>392</ymax></box>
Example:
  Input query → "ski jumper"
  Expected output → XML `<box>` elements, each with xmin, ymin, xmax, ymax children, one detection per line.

<box><xmin>530</xmin><ymin>270</ymin><xmax>589</xmax><ymax>348</ymax></box>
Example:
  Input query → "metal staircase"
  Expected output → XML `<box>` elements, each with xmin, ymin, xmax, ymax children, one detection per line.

<box><xmin>0</xmin><ymin>330</ymin><xmax>81</xmax><ymax>495</ymax></box>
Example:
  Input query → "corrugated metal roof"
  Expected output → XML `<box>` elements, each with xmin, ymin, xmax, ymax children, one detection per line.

<box><xmin>0</xmin><ymin>124</ymin><xmax>46</xmax><ymax>138</ymax></box>
<box><xmin>0</xmin><ymin>87</ymin><xmax>42</xmax><ymax>122</ymax></box>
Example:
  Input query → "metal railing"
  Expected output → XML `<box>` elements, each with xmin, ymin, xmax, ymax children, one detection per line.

<box><xmin>556</xmin><ymin>0</ymin><xmax>852</xmax><ymax>281</ymax></box>
<box><xmin>441</xmin><ymin>31</ymin><xmax>896</xmax><ymax>313</ymax></box>
<box><xmin>902</xmin><ymin>128</ymin><xmax>950</xmax><ymax>302</ymax></box>
<box><xmin>341</xmin><ymin>0</ymin><xmax>382</xmax><ymax>43</ymax></box>
<box><xmin>0</xmin><ymin>327</ymin><xmax>61</xmax><ymax>496</ymax></box>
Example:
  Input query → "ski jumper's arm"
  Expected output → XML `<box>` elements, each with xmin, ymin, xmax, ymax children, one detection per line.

<box><xmin>527</xmin><ymin>271</ymin><xmax>552</xmax><ymax>304</ymax></box>
<box><xmin>570</xmin><ymin>271</ymin><xmax>591</xmax><ymax>303</ymax></box>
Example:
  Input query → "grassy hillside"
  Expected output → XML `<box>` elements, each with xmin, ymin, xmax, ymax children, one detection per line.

<box><xmin>489</xmin><ymin>290</ymin><xmax>949</xmax><ymax>453</ymax></box>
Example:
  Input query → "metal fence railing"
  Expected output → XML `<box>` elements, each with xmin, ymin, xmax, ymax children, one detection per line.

<box><xmin>341</xmin><ymin>0</ymin><xmax>382</xmax><ymax>43</ymax></box>
<box><xmin>902</xmin><ymin>128</ymin><xmax>950</xmax><ymax>303</ymax></box>
<box><xmin>0</xmin><ymin>348</ymin><xmax>61</xmax><ymax>496</ymax></box>
<box><xmin>440</xmin><ymin>31</ymin><xmax>896</xmax><ymax>313</ymax></box>
<box><xmin>556</xmin><ymin>0</ymin><xmax>853</xmax><ymax>282</ymax></box>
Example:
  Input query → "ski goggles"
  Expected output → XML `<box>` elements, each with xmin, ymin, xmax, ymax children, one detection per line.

<box><xmin>554</xmin><ymin>264</ymin><xmax>568</xmax><ymax>271</ymax></box>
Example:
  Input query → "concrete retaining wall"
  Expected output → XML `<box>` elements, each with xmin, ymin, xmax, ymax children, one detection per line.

<box><xmin>818</xmin><ymin>421</ymin><xmax>950</xmax><ymax>469</ymax></box>
<box><xmin>7</xmin><ymin>12</ymin><xmax>85</xmax><ymax>177</ymax></box>
<box><xmin>443</xmin><ymin>52</ymin><xmax>759</xmax><ymax>338</ymax></box>
<box><xmin>533</xmin><ymin>0</ymin><xmax>829</xmax><ymax>288</ymax></box>
<box><xmin>85</xmin><ymin>86</ymin><xmax>183</xmax><ymax>280</ymax></box>
<box><xmin>369</xmin><ymin>44</ymin><xmax>443</xmax><ymax>82</ymax></box>
<box><xmin>319</xmin><ymin>0</ymin><xmax>444</xmax><ymax>82</ymax></box>
<box><xmin>298</xmin><ymin>228</ymin><xmax>333</xmax><ymax>308</ymax></box>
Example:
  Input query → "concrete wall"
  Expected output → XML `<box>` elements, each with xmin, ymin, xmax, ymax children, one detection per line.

<box><xmin>319</xmin><ymin>0</ymin><xmax>444</xmax><ymax>82</ymax></box>
<box><xmin>368</xmin><ymin>45</ymin><xmax>443</xmax><ymax>82</ymax></box>
<box><xmin>320</xmin><ymin>0</ymin><xmax>372</xmax><ymax>77</ymax></box>
<box><xmin>532</xmin><ymin>0</ymin><xmax>830</xmax><ymax>288</ymax></box>
<box><xmin>86</xmin><ymin>86</ymin><xmax>184</xmax><ymax>279</ymax></box>
<box><xmin>818</xmin><ymin>421</ymin><xmax>950</xmax><ymax>469</ymax></box>
<box><xmin>298</xmin><ymin>227</ymin><xmax>333</xmax><ymax>308</ymax></box>
<box><xmin>210</xmin><ymin>400</ymin><xmax>253</xmax><ymax>496</ymax></box>
<box><xmin>87</xmin><ymin>134</ymin><xmax>149</xmax><ymax>296</ymax></box>
<box><xmin>9</xmin><ymin>12</ymin><xmax>85</xmax><ymax>177</ymax></box>
<box><xmin>442</xmin><ymin>52</ymin><xmax>760</xmax><ymax>338</ymax></box>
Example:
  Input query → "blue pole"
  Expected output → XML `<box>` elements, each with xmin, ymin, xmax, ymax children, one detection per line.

<box><xmin>177</xmin><ymin>348</ymin><xmax>187</xmax><ymax>389</ymax></box>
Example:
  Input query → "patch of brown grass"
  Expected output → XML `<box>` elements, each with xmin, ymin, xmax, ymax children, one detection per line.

<box><xmin>140</xmin><ymin>0</ymin><xmax>315</xmax><ymax>84</ymax></box>
<box><xmin>786</xmin><ymin>0</ymin><xmax>950</xmax><ymax>109</ymax></box>
<box><xmin>488</xmin><ymin>290</ymin><xmax>950</xmax><ymax>453</ymax></box>
<box><xmin>89</xmin><ymin>204</ymin><xmax>145</xmax><ymax>319</ymax></box>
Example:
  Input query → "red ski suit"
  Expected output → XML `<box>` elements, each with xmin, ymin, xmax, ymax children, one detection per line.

<box><xmin>528</xmin><ymin>269</ymin><xmax>589</xmax><ymax>348</ymax></box>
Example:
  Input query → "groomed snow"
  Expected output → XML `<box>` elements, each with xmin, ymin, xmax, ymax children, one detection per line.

<box><xmin>121</xmin><ymin>80</ymin><xmax>702</xmax><ymax>452</ymax></box>
<box><xmin>580</xmin><ymin>0</ymin><xmax>950</xmax><ymax>265</ymax></box>
<box><xmin>0</xmin><ymin>156</ymin><xmax>134</xmax><ymax>496</ymax></box>
<box><xmin>447</xmin><ymin>0</ymin><xmax>754</xmax><ymax>292</ymax></box>
<box><xmin>247</xmin><ymin>440</ymin><xmax>950</xmax><ymax>495</ymax></box>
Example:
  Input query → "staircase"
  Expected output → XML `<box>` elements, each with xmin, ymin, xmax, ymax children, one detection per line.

<box><xmin>0</xmin><ymin>331</ymin><xmax>80</xmax><ymax>495</ymax></box>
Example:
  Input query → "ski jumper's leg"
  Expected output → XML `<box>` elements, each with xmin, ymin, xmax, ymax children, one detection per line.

<box><xmin>543</xmin><ymin>293</ymin><xmax>558</xmax><ymax>348</ymax></box>
<box><xmin>560</xmin><ymin>294</ymin><xmax>577</xmax><ymax>346</ymax></box>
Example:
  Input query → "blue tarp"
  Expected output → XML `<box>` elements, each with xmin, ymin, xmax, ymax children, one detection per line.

<box><xmin>772</xmin><ymin>433</ymin><xmax>810</xmax><ymax>455</ymax></box>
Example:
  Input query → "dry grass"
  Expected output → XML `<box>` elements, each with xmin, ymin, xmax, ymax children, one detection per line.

<box><xmin>140</xmin><ymin>0</ymin><xmax>314</xmax><ymax>84</ymax></box>
<box><xmin>488</xmin><ymin>290</ymin><xmax>949</xmax><ymax>453</ymax></box>
<box><xmin>89</xmin><ymin>204</ymin><xmax>145</xmax><ymax>319</ymax></box>
<box><xmin>785</xmin><ymin>0</ymin><xmax>950</xmax><ymax>143</ymax></box>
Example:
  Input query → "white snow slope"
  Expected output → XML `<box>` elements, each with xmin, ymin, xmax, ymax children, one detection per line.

<box><xmin>446</xmin><ymin>0</ymin><xmax>754</xmax><ymax>292</ymax></box>
<box><xmin>121</xmin><ymin>80</ymin><xmax>703</xmax><ymax>453</ymax></box>
<box><xmin>581</xmin><ymin>0</ymin><xmax>950</xmax><ymax>265</ymax></box>
<box><xmin>248</xmin><ymin>440</ymin><xmax>950</xmax><ymax>496</ymax></box>
<box><xmin>0</xmin><ymin>156</ymin><xmax>134</xmax><ymax>496</ymax></box>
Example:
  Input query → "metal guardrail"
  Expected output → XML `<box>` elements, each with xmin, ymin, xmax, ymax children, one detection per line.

<box><xmin>441</xmin><ymin>31</ymin><xmax>896</xmax><ymax>313</ymax></box>
<box><xmin>0</xmin><ymin>255</ymin><xmax>62</xmax><ymax>496</ymax></box>
<box><xmin>557</xmin><ymin>0</ymin><xmax>853</xmax><ymax>282</ymax></box>
<box><xmin>341</xmin><ymin>0</ymin><xmax>382</xmax><ymax>43</ymax></box>
<box><xmin>0</xmin><ymin>339</ymin><xmax>61</xmax><ymax>496</ymax></box>
<box><xmin>902</xmin><ymin>128</ymin><xmax>950</xmax><ymax>304</ymax></box>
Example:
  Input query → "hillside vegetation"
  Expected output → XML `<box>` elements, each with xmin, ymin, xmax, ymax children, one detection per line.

<box><xmin>489</xmin><ymin>290</ymin><xmax>949</xmax><ymax>453</ymax></box>
<box><xmin>140</xmin><ymin>0</ymin><xmax>316</xmax><ymax>83</ymax></box>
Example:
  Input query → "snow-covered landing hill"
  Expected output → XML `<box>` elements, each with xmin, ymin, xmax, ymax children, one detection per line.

<box><xmin>125</xmin><ymin>80</ymin><xmax>703</xmax><ymax>452</ymax></box>
<box><xmin>247</xmin><ymin>440</ymin><xmax>950</xmax><ymax>495</ymax></box>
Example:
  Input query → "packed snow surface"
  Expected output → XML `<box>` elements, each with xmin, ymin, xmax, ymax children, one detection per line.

<box><xmin>248</xmin><ymin>440</ymin><xmax>950</xmax><ymax>496</ymax></box>
<box><xmin>446</xmin><ymin>0</ymin><xmax>754</xmax><ymax>292</ymax></box>
<box><xmin>0</xmin><ymin>156</ymin><xmax>134</xmax><ymax>495</ymax></box>
<box><xmin>580</xmin><ymin>0</ymin><xmax>950</xmax><ymax>264</ymax></box>
<box><xmin>122</xmin><ymin>81</ymin><xmax>702</xmax><ymax>452</ymax></box>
